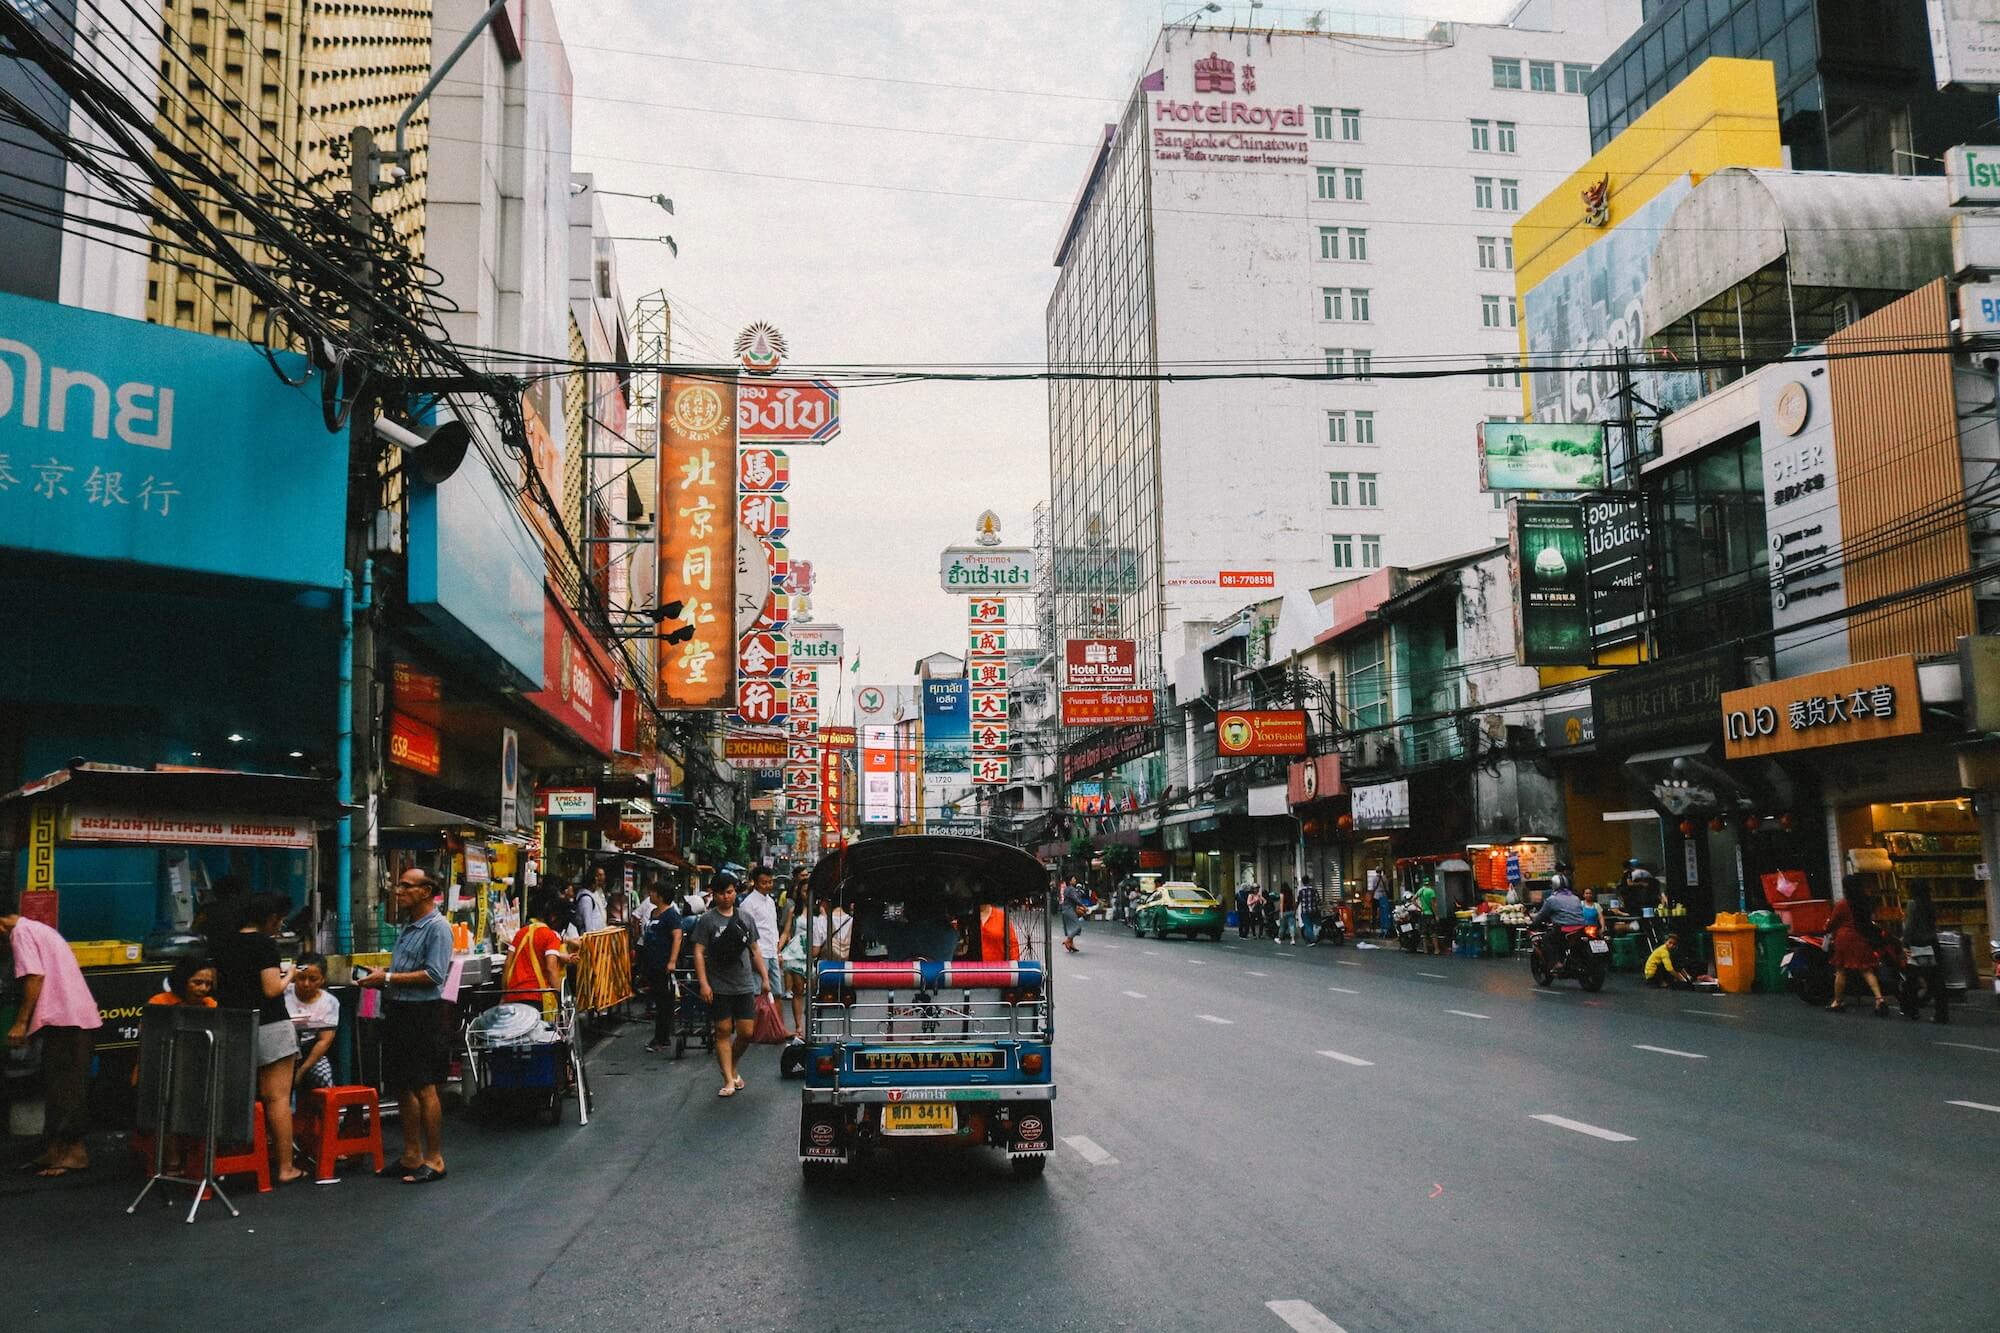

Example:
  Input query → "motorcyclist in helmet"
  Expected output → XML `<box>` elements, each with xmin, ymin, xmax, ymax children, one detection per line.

<box><xmin>1531</xmin><ymin>868</ymin><xmax>1586</xmax><ymax>972</ymax></box>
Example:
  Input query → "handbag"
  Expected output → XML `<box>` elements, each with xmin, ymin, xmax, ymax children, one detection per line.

<box><xmin>780</xmin><ymin>928</ymin><xmax>808</xmax><ymax>972</ymax></box>
<box><xmin>751</xmin><ymin>992</ymin><xmax>790</xmax><ymax>1045</ymax></box>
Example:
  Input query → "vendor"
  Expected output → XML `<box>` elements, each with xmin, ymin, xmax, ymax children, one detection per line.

<box><xmin>504</xmin><ymin>889</ymin><xmax>572</xmax><ymax>1019</ymax></box>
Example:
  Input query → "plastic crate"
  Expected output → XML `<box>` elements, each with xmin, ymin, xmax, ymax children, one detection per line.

<box><xmin>481</xmin><ymin>1042</ymin><xmax>560</xmax><ymax>1091</ymax></box>
<box><xmin>69</xmin><ymin>940</ymin><xmax>142</xmax><ymax>967</ymax></box>
<box><xmin>1774</xmin><ymin>900</ymin><xmax>1831</xmax><ymax>935</ymax></box>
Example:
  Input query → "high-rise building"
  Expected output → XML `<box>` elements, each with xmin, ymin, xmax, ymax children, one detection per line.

<box><xmin>1045</xmin><ymin>2</ymin><xmax>1642</xmax><ymax>797</ymax></box>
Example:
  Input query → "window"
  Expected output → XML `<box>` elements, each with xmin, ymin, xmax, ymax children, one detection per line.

<box><xmin>1321</xmin><ymin>287</ymin><xmax>1343</xmax><ymax>321</ymax></box>
<box><xmin>1470</xmin><ymin>119</ymin><xmax>1491</xmax><ymax>152</ymax></box>
<box><xmin>1563</xmin><ymin>63</ymin><xmax>1591</xmax><ymax>94</ymax></box>
<box><xmin>1492</xmin><ymin>57</ymin><xmax>1522</xmax><ymax>89</ymax></box>
<box><xmin>1477</xmin><ymin>235</ymin><xmax>1498</xmax><ymax>269</ymax></box>
<box><xmin>1500</xmin><ymin>178</ymin><xmax>1519</xmax><ymax>211</ymax></box>
<box><xmin>1348</xmin><ymin>288</ymin><xmax>1370</xmax><ymax>321</ymax></box>
<box><xmin>1331</xmin><ymin>534</ymin><xmax>1355</xmax><ymax>569</ymax></box>
<box><xmin>1313</xmin><ymin>106</ymin><xmax>1335</xmax><ymax>140</ymax></box>
<box><xmin>1481</xmin><ymin>294</ymin><xmax>1503</xmax><ymax>327</ymax></box>
<box><xmin>1361</xmin><ymin>535</ymin><xmax>1382</xmax><ymax>569</ymax></box>
<box><xmin>1316</xmin><ymin>166</ymin><xmax>1340</xmax><ymax>200</ymax></box>
<box><xmin>1484</xmin><ymin>355</ymin><xmax>1520</xmax><ymax>389</ymax></box>
<box><xmin>1506</xmin><ymin>295</ymin><xmax>1518</xmax><ymax>327</ymax></box>
<box><xmin>1357</xmin><ymin>473</ymin><xmax>1378</xmax><ymax>506</ymax></box>
<box><xmin>1352</xmin><ymin>349</ymin><xmax>1373</xmax><ymax>380</ymax></box>
<box><xmin>1496</xmin><ymin>120</ymin><xmax>1516</xmax><ymax>153</ymax></box>
<box><xmin>1328</xmin><ymin>472</ymin><xmax>1351</xmax><ymax>506</ymax></box>
<box><xmin>1502</xmin><ymin>236</ymin><xmax>1514</xmax><ymax>269</ymax></box>
<box><xmin>1354</xmin><ymin>410</ymin><xmax>1374</xmax><ymax>444</ymax></box>
<box><xmin>1475</xmin><ymin>176</ymin><xmax>1495</xmax><ymax>209</ymax></box>
<box><xmin>1347</xmin><ymin>632</ymin><xmax>1387</xmax><ymax>726</ymax></box>
<box><xmin>1529</xmin><ymin>60</ymin><xmax>1556</xmax><ymax>92</ymax></box>
<box><xmin>1319</xmin><ymin>226</ymin><xmax>1342</xmax><ymax>259</ymax></box>
<box><xmin>1319</xmin><ymin>226</ymin><xmax>1366</xmax><ymax>261</ymax></box>
<box><xmin>1340</xmin><ymin>108</ymin><xmax>1361</xmax><ymax>141</ymax></box>
<box><xmin>1343</xmin><ymin>168</ymin><xmax>1365</xmax><ymax>201</ymax></box>
<box><xmin>1346</xmin><ymin>227</ymin><xmax>1368</xmax><ymax>261</ymax></box>
<box><xmin>1323</xmin><ymin>347</ymin><xmax>1345</xmax><ymax>376</ymax></box>
<box><xmin>1326</xmin><ymin>410</ymin><xmax>1348</xmax><ymax>444</ymax></box>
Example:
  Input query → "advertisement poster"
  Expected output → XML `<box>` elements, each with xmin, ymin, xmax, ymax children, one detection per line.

<box><xmin>1510</xmin><ymin>500</ymin><xmax>1589</xmax><ymax>666</ymax></box>
<box><xmin>1479</xmin><ymin>422</ymin><xmax>1607</xmax><ymax>492</ymax></box>
<box><xmin>1215</xmin><ymin>710</ymin><xmax>1309</xmax><ymax>757</ymax></box>
<box><xmin>1582</xmin><ymin>494</ymin><xmax>1646</xmax><ymax>649</ymax></box>
<box><xmin>922</xmin><ymin>677</ymin><xmax>970</xmax><ymax>778</ymax></box>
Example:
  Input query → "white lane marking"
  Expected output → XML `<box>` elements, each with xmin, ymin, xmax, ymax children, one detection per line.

<box><xmin>1141</xmin><ymin>950</ymin><xmax>1160</xmax><ymax>957</ymax></box>
<box><xmin>1097</xmin><ymin>943</ymin><xmax>1121</xmax><ymax>951</ymax></box>
<box><xmin>1529</xmin><ymin>989</ymin><xmax>1564</xmax><ymax>998</ymax></box>
<box><xmin>1937</xmin><ymin>1042</ymin><xmax>2000</xmax><ymax>1054</ymax></box>
<box><xmin>1633</xmin><ymin>1044</ymin><xmax>1708</xmax><ymax>1060</ymax></box>
<box><xmin>1062</xmin><ymin>1135</ymin><xmax>1118</xmax><ymax>1165</ymax></box>
<box><xmin>1316</xmin><ymin>1049</ymin><xmax>1374</xmax><ymax>1067</ymax></box>
<box><xmin>1417</xmin><ymin>972</ymin><xmax>1446</xmax><ymax>979</ymax></box>
<box><xmin>1447</xmin><ymin>1009</ymin><xmax>1490</xmax><ymax>1021</ymax></box>
<box><xmin>1187</xmin><ymin>958</ymin><xmax>1208</xmax><ymax>965</ymax></box>
<box><xmin>1121</xmin><ymin>990</ymin><xmax>1148</xmax><ymax>1000</ymax></box>
<box><xmin>1221</xmin><ymin>944</ymin><xmax>1241</xmax><ymax>950</ymax></box>
<box><xmin>1947</xmin><ymin>1100</ymin><xmax>2000</xmax><ymax>1114</ymax></box>
<box><xmin>1681</xmin><ymin>1009</ymin><xmax>1743</xmax><ymax>1020</ymax></box>
<box><xmin>1327</xmin><ymin>986</ymin><xmax>1359</xmax><ymax>995</ymax></box>
<box><xmin>1197</xmin><ymin>1014</ymin><xmax>1234</xmax><ymax>1025</ymax></box>
<box><xmin>1266</xmin><ymin>1300</ymin><xmax>1349</xmax><ymax>1333</ymax></box>
<box><xmin>1531</xmin><ymin>1113</ymin><xmax>1636</xmax><ymax>1143</ymax></box>
<box><xmin>1070</xmin><ymin>974</ymin><xmax>1091</xmax><ymax>981</ymax></box>
<box><xmin>1245</xmin><ymin>970</ymin><xmax>1270</xmax><ymax>977</ymax></box>
<box><xmin>1334</xmin><ymin>960</ymin><xmax>1362</xmax><ymax>967</ymax></box>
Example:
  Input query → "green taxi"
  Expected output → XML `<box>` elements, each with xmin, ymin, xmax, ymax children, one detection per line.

<box><xmin>1131</xmin><ymin>882</ymin><xmax>1225</xmax><ymax>941</ymax></box>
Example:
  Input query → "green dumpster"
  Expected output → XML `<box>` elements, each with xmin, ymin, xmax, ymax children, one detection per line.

<box><xmin>1750</xmin><ymin>910</ymin><xmax>1789</xmax><ymax>993</ymax></box>
<box><xmin>1488</xmin><ymin>923</ymin><xmax>1513</xmax><ymax>957</ymax></box>
<box><xmin>1609</xmin><ymin>934</ymin><xmax>1639</xmax><ymax>972</ymax></box>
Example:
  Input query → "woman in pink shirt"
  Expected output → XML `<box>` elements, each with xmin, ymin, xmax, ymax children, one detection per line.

<box><xmin>1</xmin><ymin>898</ymin><xmax>105</xmax><ymax>1178</ymax></box>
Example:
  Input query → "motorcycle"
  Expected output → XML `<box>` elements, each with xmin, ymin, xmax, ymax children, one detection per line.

<box><xmin>1528</xmin><ymin>922</ymin><xmax>1609</xmax><ymax>991</ymax></box>
<box><xmin>1392</xmin><ymin>897</ymin><xmax>1428</xmax><ymax>954</ymax></box>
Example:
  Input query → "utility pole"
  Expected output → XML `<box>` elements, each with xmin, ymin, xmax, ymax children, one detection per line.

<box><xmin>342</xmin><ymin>125</ymin><xmax>380</xmax><ymax>953</ymax></box>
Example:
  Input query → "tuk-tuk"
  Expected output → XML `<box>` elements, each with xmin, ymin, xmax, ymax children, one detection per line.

<box><xmin>800</xmin><ymin>835</ymin><xmax>1055</xmax><ymax>1181</ymax></box>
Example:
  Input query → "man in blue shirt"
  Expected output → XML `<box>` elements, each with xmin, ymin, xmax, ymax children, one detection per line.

<box><xmin>358</xmin><ymin>869</ymin><xmax>454</xmax><ymax>1183</ymax></box>
<box><xmin>1531</xmin><ymin>872</ymin><xmax>1585</xmax><ymax>975</ymax></box>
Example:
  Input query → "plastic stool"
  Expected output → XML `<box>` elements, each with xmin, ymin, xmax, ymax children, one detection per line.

<box><xmin>298</xmin><ymin>1086</ymin><xmax>385</xmax><ymax>1183</ymax></box>
<box><xmin>205</xmin><ymin>1103</ymin><xmax>272</xmax><ymax>1193</ymax></box>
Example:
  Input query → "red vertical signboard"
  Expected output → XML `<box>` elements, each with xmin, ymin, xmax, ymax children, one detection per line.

<box><xmin>657</xmin><ymin>375</ymin><xmax>737</xmax><ymax>709</ymax></box>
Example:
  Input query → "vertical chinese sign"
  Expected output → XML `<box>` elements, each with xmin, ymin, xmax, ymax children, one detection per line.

<box><xmin>656</xmin><ymin>376</ymin><xmax>737</xmax><ymax>708</ymax></box>
<box><xmin>968</xmin><ymin>596</ymin><xmax>1011</xmax><ymax>786</ymax></box>
<box><xmin>734</xmin><ymin>442</ymin><xmax>790</xmax><ymax>729</ymax></box>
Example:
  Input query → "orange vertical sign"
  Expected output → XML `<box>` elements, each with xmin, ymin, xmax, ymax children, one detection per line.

<box><xmin>657</xmin><ymin>375</ymin><xmax>738</xmax><ymax>708</ymax></box>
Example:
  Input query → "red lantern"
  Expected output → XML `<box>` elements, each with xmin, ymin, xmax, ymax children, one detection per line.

<box><xmin>1779</xmin><ymin>813</ymin><xmax>1795</xmax><ymax>833</ymax></box>
<box><xmin>1337</xmin><ymin>813</ymin><xmax>1354</xmax><ymax>832</ymax></box>
<box><xmin>1709</xmin><ymin>815</ymin><xmax>1727</xmax><ymax>832</ymax></box>
<box><xmin>1678</xmin><ymin>819</ymin><xmax>1696</xmax><ymax>837</ymax></box>
<box><xmin>1743</xmin><ymin>815</ymin><xmax>1762</xmax><ymax>833</ymax></box>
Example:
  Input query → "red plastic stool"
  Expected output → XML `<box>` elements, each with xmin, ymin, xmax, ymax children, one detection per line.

<box><xmin>203</xmin><ymin>1103</ymin><xmax>272</xmax><ymax>1194</ymax></box>
<box><xmin>298</xmin><ymin>1086</ymin><xmax>384</xmax><ymax>1183</ymax></box>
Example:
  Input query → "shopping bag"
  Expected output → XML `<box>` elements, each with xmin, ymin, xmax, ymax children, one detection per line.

<box><xmin>751</xmin><ymin>992</ymin><xmax>790</xmax><ymax>1045</ymax></box>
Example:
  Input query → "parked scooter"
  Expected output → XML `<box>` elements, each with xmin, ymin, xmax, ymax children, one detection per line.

<box><xmin>1392</xmin><ymin>895</ymin><xmax>1428</xmax><ymax>953</ymax></box>
<box><xmin>1527</xmin><ymin>922</ymin><xmax>1609</xmax><ymax>991</ymax></box>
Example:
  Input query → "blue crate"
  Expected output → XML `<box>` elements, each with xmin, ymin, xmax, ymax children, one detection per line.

<box><xmin>482</xmin><ymin>1041</ymin><xmax>560</xmax><ymax>1090</ymax></box>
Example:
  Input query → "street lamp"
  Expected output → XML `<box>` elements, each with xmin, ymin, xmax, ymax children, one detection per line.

<box><xmin>574</xmin><ymin>182</ymin><xmax>675</xmax><ymax>215</ymax></box>
<box><xmin>1175</xmin><ymin>2</ymin><xmax>1221</xmax><ymax>24</ymax></box>
<box><xmin>607</xmin><ymin>234</ymin><xmax>679</xmax><ymax>257</ymax></box>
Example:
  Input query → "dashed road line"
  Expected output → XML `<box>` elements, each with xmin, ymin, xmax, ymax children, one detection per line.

<box><xmin>1531</xmin><ymin>1113</ymin><xmax>1636</xmax><ymax>1143</ymax></box>
<box><xmin>1681</xmin><ymin>1009</ymin><xmax>1743</xmax><ymax>1020</ymax></box>
<box><xmin>1334</xmin><ymin>960</ymin><xmax>1362</xmax><ymax>967</ymax></box>
<box><xmin>1417</xmin><ymin>972</ymin><xmax>1447</xmax><ymax>979</ymax></box>
<box><xmin>1633</xmin><ymin>1044</ymin><xmax>1707</xmax><ymax>1060</ymax></box>
<box><xmin>1316</xmin><ymin>1049</ymin><xmax>1374</xmax><ymax>1067</ymax></box>
<box><xmin>1327</xmin><ymin>986</ymin><xmax>1358</xmax><ymax>995</ymax></box>
<box><xmin>1062</xmin><ymin>1135</ymin><xmax>1119</xmax><ymax>1165</ymax></box>
<box><xmin>1121</xmin><ymin>990</ymin><xmax>1148</xmax><ymax>1000</ymax></box>
<box><xmin>1937</xmin><ymin>1042</ymin><xmax>2000</xmax><ymax>1054</ymax></box>
<box><xmin>1446</xmin><ymin>1009</ymin><xmax>1490</xmax><ymax>1021</ymax></box>
<box><xmin>1197</xmin><ymin>1014</ymin><xmax>1234</xmax><ymax>1025</ymax></box>
<box><xmin>1947</xmin><ymin>1099</ymin><xmax>2000</xmax><ymax>1114</ymax></box>
<box><xmin>1266</xmin><ymin>1300</ymin><xmax>1349</xmax><ymax>1333</ymax></box>
<box><xmin>1141</xmin><ymin>950</ymin><xmax>1160</xmax><ymax>957</ymax></box>
<box><xmin>1070</xmin><ymin>974</ymin><xmax>1091</xmax><ymax>981</ymax></box>
<box><xmin>1245</xmin><ymin>970</ymin><xmax>1270</xmax><ymax>977</ymax></box>
<box><xmin>1187</xmin><ymin>958</ymin><xmax>1208</xmax><ymax>965</ymax></box>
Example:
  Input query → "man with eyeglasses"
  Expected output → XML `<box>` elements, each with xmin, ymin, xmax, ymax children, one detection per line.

<box><xmin>357</xmin><ymin>869</ymin><xmax>454</xmax><ymax>1183</ymax></box>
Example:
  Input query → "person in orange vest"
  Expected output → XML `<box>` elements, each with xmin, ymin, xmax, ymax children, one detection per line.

<box><xmin>979</xmin><ymin>902</ymin><xmax>1021</xmax><ymax>961</ymax></box>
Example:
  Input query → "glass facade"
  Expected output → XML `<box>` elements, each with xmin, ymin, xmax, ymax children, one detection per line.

<box><xmin>1594</xmin><ymin>1</ymin><xmax>1991</xmax><ymax>174</ymax></box>
<box><xmin>1646</xmin><ymin>430</ymin><xmax>1772</xmax><ymax>656</ymax></box>
<box><xmin>1047</xmin><ymin>92</ymin><xmax>1163</xmax><ymax>694</ymax></box>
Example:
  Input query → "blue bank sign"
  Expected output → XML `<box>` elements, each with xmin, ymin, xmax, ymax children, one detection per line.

<box><xmin>0</xmin><ymin>290</ymin><xmax>344</xmax><ymax>587</ymax></box>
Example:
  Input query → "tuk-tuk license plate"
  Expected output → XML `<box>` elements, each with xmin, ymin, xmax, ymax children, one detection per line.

<box><xmin>881</xmin><ymin>1103</ymin><xmax>958</xmax><ymax>1136</ymax></box>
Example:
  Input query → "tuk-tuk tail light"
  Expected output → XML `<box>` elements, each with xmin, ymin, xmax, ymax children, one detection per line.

<box><xmin>1021</xmin><ymin>1052</ymin><xmax>1044</xmax><ymax>1074</ymax></box>
<box><xmin>815</xmin><ymin>1055</ymin><xmax>835</xmax><ymax>1075</ymax></box>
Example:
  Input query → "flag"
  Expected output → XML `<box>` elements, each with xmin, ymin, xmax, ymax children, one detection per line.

<box><xmin>850</xmin><ymin>655</ymin><xmax>861</xmax><ymax>673</ymax></box>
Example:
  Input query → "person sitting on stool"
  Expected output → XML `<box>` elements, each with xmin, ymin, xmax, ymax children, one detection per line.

<box><xmin>1645</xmin><ymin>933</ymin><xmax>1693</xmax><ymax>989</ymax></box>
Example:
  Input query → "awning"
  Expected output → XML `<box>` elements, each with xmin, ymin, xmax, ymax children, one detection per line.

<box><xmin>1642</xmin><ymin>169</ymin><xmax>1950</xmax><ymax>337</ymax></box>
<box><xmin>380</xmin><ymin>797</ymin><xmax>510</xmax><ymax>840</ymax></box>
<box><xmin>0</xmin><ymin>763</ymin><xmax>346</xmax><ymax>820</ymax></box>
<box><xmin>1163</xmin><ymin>805</ymin><xmax>1221</xmax><ymax>826</ymax></box>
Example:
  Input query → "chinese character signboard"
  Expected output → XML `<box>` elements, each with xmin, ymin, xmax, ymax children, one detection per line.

<box><xmin>723</xmin><ymin>733</ymin><xmax>788</xmax><ymax>770</ymax></box>
<box><xmin>657</xmin><ymin>375</ymin><xmax>737</xmax><ymax>708</ymax></box>
<box><xmin>970</xmin><ymin>596</ymin><xmax>1011</xmax><ymax>784</ymax></box>
<box><xmin>1591</xmin><ymin>646</ymin><xmax>1742</xmax><ymax>748</ymax></box>
<box><xmin>1720</xmin><ymin>655</ymin><xmax>1921</xmax><ymax>760</ymax></box>
<box><xmin>1061</xmin><ymin>690</ymin><xmax>1156</xmax><ymax>727</ymax></box>
<box><xmin>1215</xmin><ymin>709</ymin><xmax>1309</xmax><ymax>757</ymax></box>
<box><xmin>1064</xmin><ymin>638</ymin><xmax>1137</xmax><ymax>688</ymax></box>
<box><xmin>821</xmin><ymin>745</ymin><xmax>844</xmax><ymax>849</ymax></box>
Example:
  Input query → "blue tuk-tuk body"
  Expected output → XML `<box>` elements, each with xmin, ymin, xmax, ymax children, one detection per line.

<box><xmin>799</xmin><ymin>836</ymin><xmax>1056</xmax><ymax>1180</ymax></box>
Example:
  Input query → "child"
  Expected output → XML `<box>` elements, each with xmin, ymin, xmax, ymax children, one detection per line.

<box><xmin>284</xmin><ymin>952</ymin><xmax>341</xmax><ymax>1091</ymax></box>
<box><xmin>1645</xmin><ymin>932</ymin><xmax>1693</xmax><ymax>989</ymax></box>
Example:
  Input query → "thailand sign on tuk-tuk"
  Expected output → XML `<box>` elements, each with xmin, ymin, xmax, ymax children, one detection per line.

<box><xmin>800</xmin><ymin>835</ymin><xmax>1055</xmax><ymax>1180</ymax></box>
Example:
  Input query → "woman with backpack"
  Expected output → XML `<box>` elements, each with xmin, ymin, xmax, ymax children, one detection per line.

<box><xmin>689</xmin><ymin>873</ymin><xmax>771</xmax><ymax>1097</ymax></box>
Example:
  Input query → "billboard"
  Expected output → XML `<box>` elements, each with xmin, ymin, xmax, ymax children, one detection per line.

<box><xmin>657</xmin><ymin>374</ymin><xmax>737</xmax><ymax>709</ymax></box>
<box><xmin>1065</xmin><ymin>638</ymin><xmax>1137</xmax><ymax>688</ymax></box>
<box><xmin>1478</xmin><ymin>421</ymin><xmax>1607</xmax><ymax>492</ymax></box>
<box><xmin>861</xmin><ymin>725</ymin><xmax>896</xmax><ymax>824</ymax></box>
<box><xmin>1215</xmin><ymin>710</ymin><xmax>1309</xmax><ymax>757</ymax></box>
<box><xmin>1929</xmin><ymin>1</ymin><xmax>2000</xmax><ymax>91</ymax></box>
<box><xmin>1062</xmin><ymin>689</ymin><xmax>1156</xmax><ymax>727</ymax></box>
<box><xmin>1510</xmin><ymin>500</ymin><xmax>1589</xmax><ymax>666</ymax></box>
<box><xmin>941</xmin><ymin>546</ymin><xmax>1037</xmax><ymax>592</ymax></box>
<box><xmin>737</xmin><ymin>379</ymin><xmax>840</xmax><ymax>443</ymax></box>
<box><xmin>791</xmin><ymin>623</ymin><xmax>844</xmax><ymax>665</ymax></box>
<box><xmin>922</xmin><ymin>677</ymin><xmax>970</xmax><ymax>777</ymax></box>
<box><xmin>1582</xmin><ymin>495</ymin><xmax>1646</xmax><ymax>649</ymax></box>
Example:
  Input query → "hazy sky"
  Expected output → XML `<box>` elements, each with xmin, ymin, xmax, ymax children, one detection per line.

<box><xmin>554</xmin><ymin>0</ymin><xmax>1519</xmax><ymax>690</ymax></box>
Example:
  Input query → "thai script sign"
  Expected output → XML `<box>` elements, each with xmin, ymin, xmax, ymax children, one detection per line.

<box><xmin>941</xmin><ymin>546</ymin><xmax>1037</xmax><ymax>592</ymax></box>
<box><xmin>737</xmin><ymin>379</ymin><xmax>840</xmax><ymax>443</ymax></box>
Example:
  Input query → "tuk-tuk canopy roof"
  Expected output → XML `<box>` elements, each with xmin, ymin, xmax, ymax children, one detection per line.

<box><xmin>808</xmin><ymin>835</ymin><xmax>1048</xmax><ymax>907</ymax></box>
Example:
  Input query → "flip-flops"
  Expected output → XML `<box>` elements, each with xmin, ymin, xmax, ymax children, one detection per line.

<box><xmin>400</xmin><ymin>1165</ymin><xmax>446</xmax><ymax>1184</ymax></box>
<box><xmin>378</xmin><ymin>1160</ymin><xmax>422</xmax><ymax>1179</ymax></box>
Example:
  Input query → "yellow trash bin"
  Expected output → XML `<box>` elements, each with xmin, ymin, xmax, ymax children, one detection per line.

<box><xmin>1707</xmin><ymin>913</ymin><xmax>1757</xmax><ymax>995</ymax></box>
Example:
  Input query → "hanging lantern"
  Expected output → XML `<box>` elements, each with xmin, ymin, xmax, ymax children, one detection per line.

<box><xmin>1337</xmin><ymin>813</ymin><xmax>1354</xmax><ymax>831</ymax></box>
<box><xmin>1779</xmin><ymin>812</ymin><xmax>1795</xmax><ymax>833</ymax></box>
<box><xmin>1678</xmin><ymin>819</ymin><xmax>1696</xmax><ymax>837</ymax></box>
<box><xmin>1743</xmin><ymin>815</ymin><xmax>1762</xmax><ymax>834</ymax></box>
<box><xmin>1709</xmin><ymin>815</ymin><xmax>1727</xmax><ymax>832</ymax></box>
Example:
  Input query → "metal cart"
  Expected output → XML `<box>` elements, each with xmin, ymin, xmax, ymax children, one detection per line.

<box><xmin>463</xmin><ymin>986</ymin><xmax>591</xmax><ymax>1126</ymax></box>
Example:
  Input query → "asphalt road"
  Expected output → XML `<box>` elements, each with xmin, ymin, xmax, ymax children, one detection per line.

<box><xmin>11</xmin><ymin>929</ymin><xmax>2000</xmax><ymax>1332</ymax></box>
